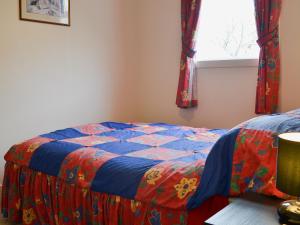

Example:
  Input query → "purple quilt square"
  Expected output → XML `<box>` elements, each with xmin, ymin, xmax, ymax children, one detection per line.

<box><xmin>128</xmin><ymin>134</ymin><xmax>178</xmax><ymax>147</ymax></box>
<box><xmin>126</xmin><ymin>147</ymin><xmax>194</xmax><ymax>160</ymax></box>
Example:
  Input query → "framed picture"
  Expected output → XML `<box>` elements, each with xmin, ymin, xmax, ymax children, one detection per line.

<box><xmin>19</xmin><ymin>0</ymin><xmax>70</xmax><ymax>26</ymax></box>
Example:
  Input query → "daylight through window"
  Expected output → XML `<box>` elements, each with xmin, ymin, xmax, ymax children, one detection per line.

<box><xmin>195</xmin><ymin>0</ymin><xmax>260</xmax><ymax>62</ymax></box>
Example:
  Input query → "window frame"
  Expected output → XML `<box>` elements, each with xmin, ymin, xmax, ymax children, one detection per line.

<box><xmin>196</xmin><ymin>58</ymin><xmax>259</xmax><ymax>69</ymax></box>
<box><xmin>194</xmin><ymin>0</ymin><xmax>259</xmax><ymax>68</ymax></box>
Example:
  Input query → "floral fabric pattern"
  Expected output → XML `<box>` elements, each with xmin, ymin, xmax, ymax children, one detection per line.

<box><xmin>1</xmin><ymin>162</ymin><xmax>228</xmax><ymax>225</ymax></box>
<box><xmin>3</xmin><ymin>109</ymin><xmax>299</xmax><ymax>225</ymax></box>
<box><xmin>230</xmin><ymin>129</ymin><xmax>286</xmax><ymax>197</ymax></box>
<box><xmin>174</xmin><ymin>178</ymin><xmax>198</xmax><ymax>199</ymax></box>
<box><xmin>2</xmin><ymin>122</ymin><xmax>227</xmax><ymax>218</ymax></box>
<box><xmin>1</xmin><ymin>163</ymin><xmax>188</xmax><ymax>225</ymax></box>
<box><xmin>136</xmin><ymin>160</ymin><xmax>204</xmax><ymax>209</ymax></box>
<box><xmin>176</xmin><ymin>0</ymin><xmax>202</xmax><ymax>108</ymax></box>
<box><xmin>254</xmin><ymin>0</ymin><xmax>282</xmax><ymax>114</ymax></box>
<box><xmin>230</xmin><ymin>109</ymin><xmax>300</xmax><ymax>197</ymax></box>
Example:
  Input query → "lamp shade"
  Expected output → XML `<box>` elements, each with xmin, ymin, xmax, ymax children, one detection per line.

<box><xmin>277</xmin><ymin>133</ymin><xmax>300</xmax><ymax>197</ymax></box>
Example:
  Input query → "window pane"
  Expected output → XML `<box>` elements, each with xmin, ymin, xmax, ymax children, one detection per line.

<box><xmin>195</xmin><ymin>0</ymin><xmax>260</xmax><ymax>61</ymax></box>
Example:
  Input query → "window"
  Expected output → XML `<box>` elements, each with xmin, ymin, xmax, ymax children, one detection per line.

<box><xmin>195</xmin><ymin>0</ymin><xmax>259</xmax><ymax>64</ymax></box>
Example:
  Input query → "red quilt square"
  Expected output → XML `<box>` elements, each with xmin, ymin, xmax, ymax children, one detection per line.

<box><xmin>4</xmin><ymin>136</ymin><xmax>54</xmax><ymax>167</ymax></box>
<box><xmin>135</xmin><ymin>160</ymin><xmax>205</xmax><ymax>209</ymax></box>
<box><xmin>58</xmin><ymin>147</ymin><xmax>118</xmax><ymax>188</ymax></box>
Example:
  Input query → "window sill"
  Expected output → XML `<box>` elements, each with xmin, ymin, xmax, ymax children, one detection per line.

<box><xmin>196</xmin><ymin>59</ymin><xmax>258</xmax><ymax>69</ymax></box>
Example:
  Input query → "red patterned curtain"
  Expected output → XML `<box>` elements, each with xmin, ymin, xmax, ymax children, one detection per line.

<box><xmin>176</xmin><ymin>0</ymin><xmax>202</xmax><ymax>108</ymax></box>
<box><xmin>254</xmin><ymin>0</ymin><xmax>282</xmax><ymax>114</ymax></box>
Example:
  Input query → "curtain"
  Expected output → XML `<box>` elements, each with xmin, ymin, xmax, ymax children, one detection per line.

<box><xmin>176</xmin><ymin>0</ymin><xmax>202</xmax><ymax>108</ymax></box>
<box><xmin>254</xmin><ymin>0</ymin><xmax>282</xmax><ymax>114</ymax></box>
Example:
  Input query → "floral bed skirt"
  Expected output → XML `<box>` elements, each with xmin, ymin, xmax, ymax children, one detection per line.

<box><xmin>1</xmin><ymin>162</ymin><xmax>228</xmax><ymax>225</ymax></box>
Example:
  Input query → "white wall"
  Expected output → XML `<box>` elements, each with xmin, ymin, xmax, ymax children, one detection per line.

<box><xmin>1</xmin><ymin>0</ymin><xmax>300</xmax><ymax>180</ymax></box>
<box><xmin>136</xmin><ymin>0</ymin><xmax>300</xmax><ymax>128</ymax></box>
<box><xmin>0</xmin><ymin>0</ymin><xmax>138</xmax><ymax>178</ymax></box>
<box><xmin>280</xmin><ymin>0</ymin><xmax>300</xmax><ymax>112</ymax></box>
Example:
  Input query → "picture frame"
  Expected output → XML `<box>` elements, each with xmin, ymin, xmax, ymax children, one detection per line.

<box><xmin>19</xmin><ymin>0</ymin><xmax>70</xmax><ymax>26</ymax></box>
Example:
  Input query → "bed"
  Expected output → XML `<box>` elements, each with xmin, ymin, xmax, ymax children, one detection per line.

<box><xmin>2</xmin><ymin>109</ymin><xmax>300</xmax><ymax>225</ymax></box>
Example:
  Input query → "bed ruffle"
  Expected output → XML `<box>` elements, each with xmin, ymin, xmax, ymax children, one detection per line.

<box><xmin>1</xmin><ymin>162</ymin><xmax>228</xmax><ymax>225</ymax></box>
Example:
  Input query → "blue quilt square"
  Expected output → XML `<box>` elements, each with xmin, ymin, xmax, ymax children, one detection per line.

<box><xmin>161</xmin><ymin>139</ymin><xmax>212</xmax><ymax>151</ymax></box>
<box><xmin>91</xmin><ymin>156</ymin><xmax>162</xmax><ymax>198</ymax></box>
<box><xmin>101</xmin><ymin>122</ymin><xmax>137</xmax><ymax>130</ymax></box>
<box><xmin>98</xmin><ymin>130</ymin><xmax>145</xmax><ymax>140</ymax></box>
<box><xmin>40</xmin><ymin>128</ymin><xmax>87</xmax><ymax>140</ymax></box>
<box><xmin>29</xmin><ymin>141</ymin><xmax>82</xmax><ymax>176</ymax></box>
<box><xmin>95</xmin><ymin>141</ymin><xmax>151</xmax><ymax>154</ymax></box>
<box><xmin>154</xmin><ymin>128</ymin><xmax>195</xmax><ymax>138</ymax></box>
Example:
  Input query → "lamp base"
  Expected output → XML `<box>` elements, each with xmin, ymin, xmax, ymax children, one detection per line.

<box><xmin>278</xmin><ymin>200</ymin><xmax>300</xmax><ymax>224</ymax></box>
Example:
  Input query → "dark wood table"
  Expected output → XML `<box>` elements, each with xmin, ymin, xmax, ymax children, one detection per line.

<box><xmin>205</xmin><ymin>192</ymin><xmax>283</xmax><ymax>225</ymax></box>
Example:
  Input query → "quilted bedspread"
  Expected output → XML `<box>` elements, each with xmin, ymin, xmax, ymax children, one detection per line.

<box><xmin>4</xmin><ymin>122</ymin><xmax>227</xmax><ymax>210</ymax></box>
<box><xmin>187</xmin><ymin>108</ymin><xmax>300</xmax><ymax>208</ymax></box>
<box><xmin>4</xmin><ymin>108</ymin><xmax>300</xmax><ymax>210</ymax></box>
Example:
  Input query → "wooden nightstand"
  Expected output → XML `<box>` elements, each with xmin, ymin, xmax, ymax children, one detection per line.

<box><xmin>205</xmin><ymin>192</ymin><xmax>283</xmax><ymax>225</ymax></box>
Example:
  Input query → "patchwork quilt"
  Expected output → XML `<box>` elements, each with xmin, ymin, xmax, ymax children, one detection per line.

<box><xmin>4</xmin><ymin>108</ymin><xmax>300</xmax><ymax>210</ymax></box>
<box><xmin>187</xmin><ymin>108</ymin><xmax>300</xmax><ymax>209</ymax></box>
<box><xmin>5</xmin><ymin>122</ymin><xmax>227</xmax><ymax>210</ymax></box>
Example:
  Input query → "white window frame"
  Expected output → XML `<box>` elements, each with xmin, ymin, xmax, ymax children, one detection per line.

<box><xmin>196</xmin><ymin>58</ymin><xmax>259</xmax><ymax>69</ymax></box>
<box><xmin>194</xmin><ymin>0</ymin><xmax>259</xmax><ymax>69</ymax></box>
